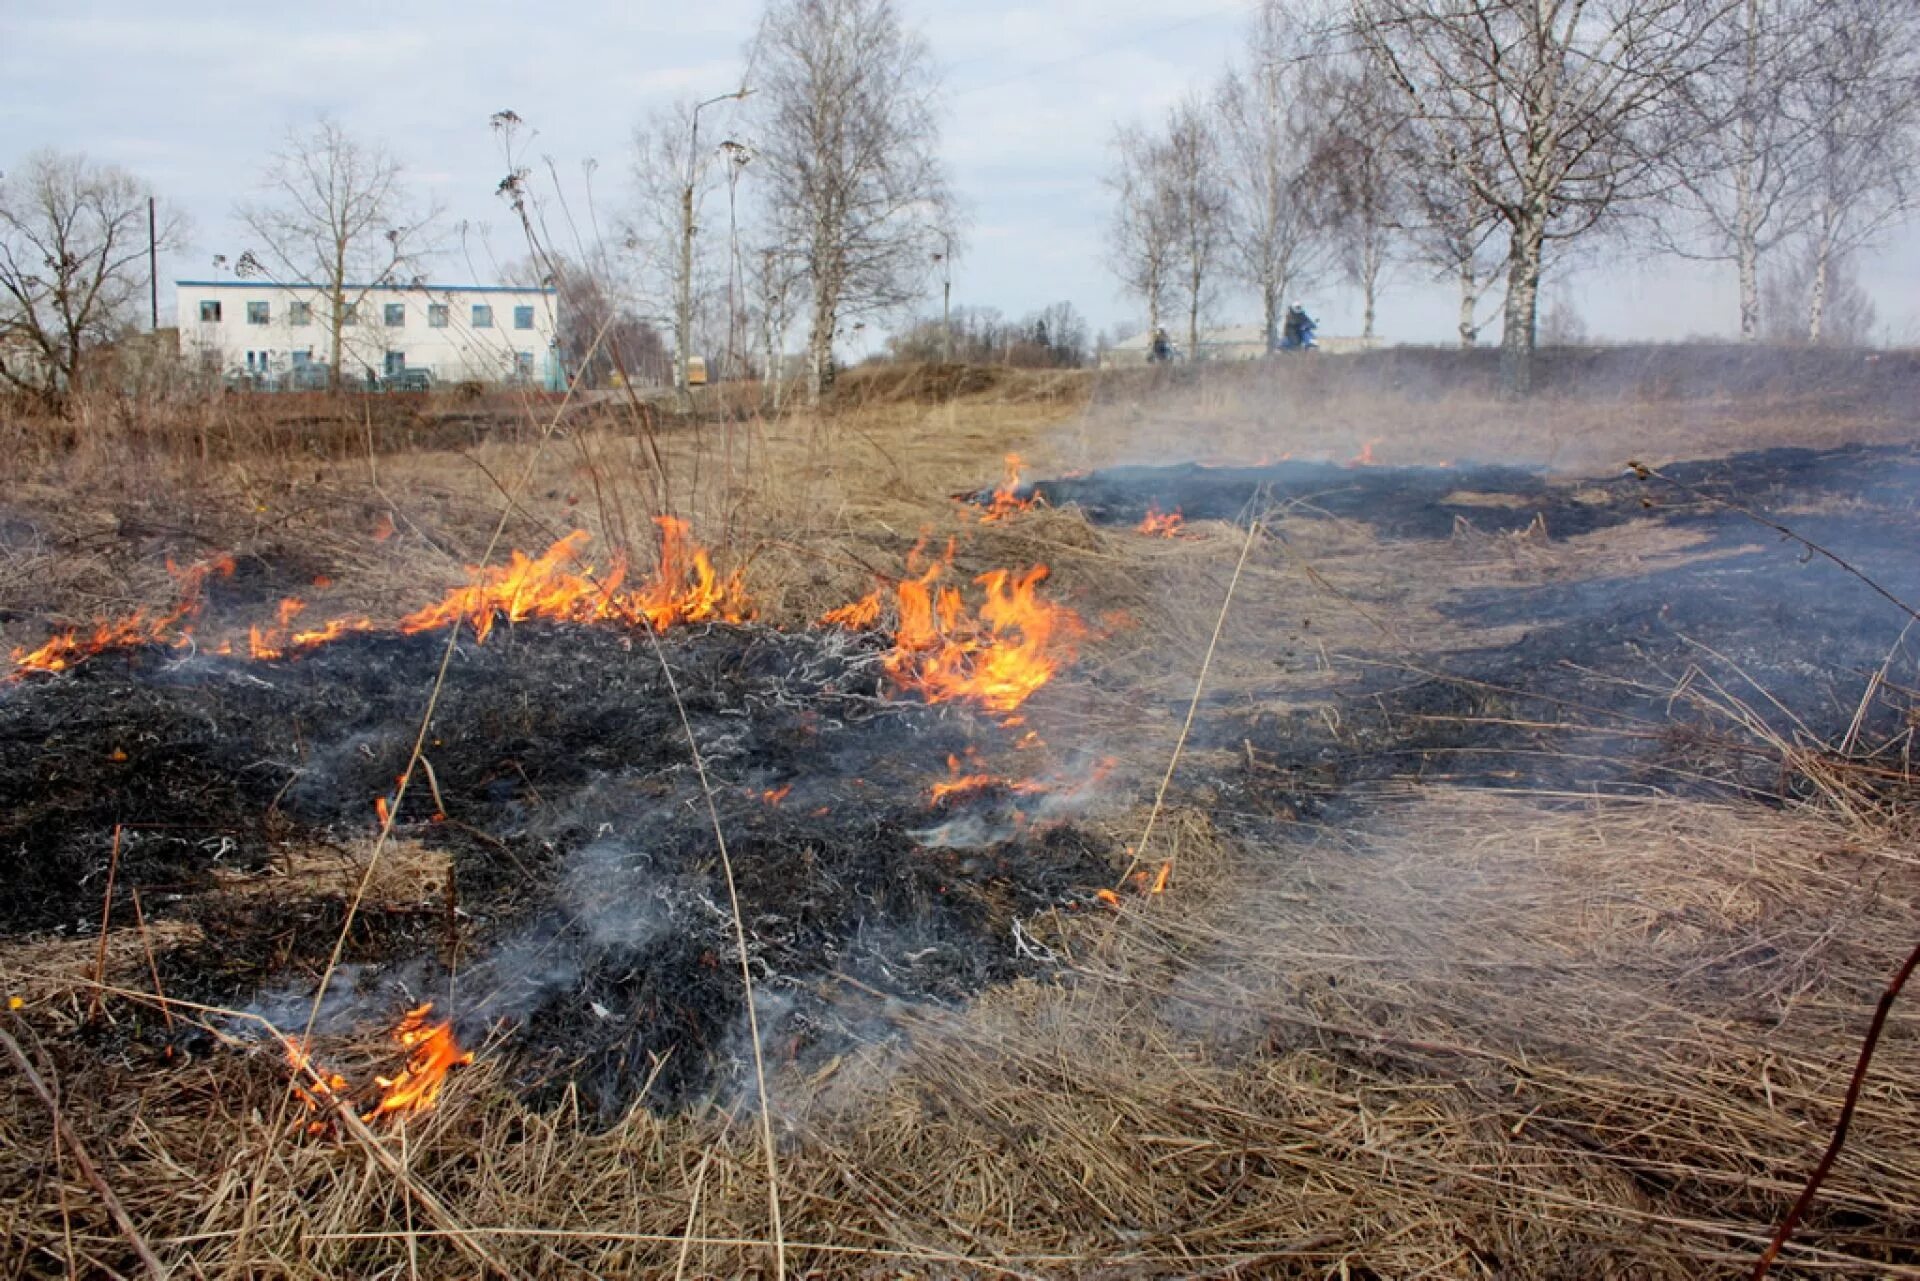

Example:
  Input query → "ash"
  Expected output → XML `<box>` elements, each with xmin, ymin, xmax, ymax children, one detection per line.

<box><xmin>0</xmin><ymin>623</ymin><xmax>1113</xmax><ymax>1117</ymax></box>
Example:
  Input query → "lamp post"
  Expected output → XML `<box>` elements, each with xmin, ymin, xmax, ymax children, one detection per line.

<box><xmin>720</xmin><ymin>139</ymin><xmax>753</xmax><ymax>381</ymax></box>
<box><xmin>932</xmin><ymin>230</ymin><xmax>953</xmax><ymax>363</ymax></box>
<box><xmin>679</xmin><ymin>87</ymin><xmax>751</xmax><ymax>410</ymax></box>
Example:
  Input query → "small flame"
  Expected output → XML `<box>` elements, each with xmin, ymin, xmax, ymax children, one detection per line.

<box><xmin>979</xmin><ymin>455</ymin><xmax>1041</xmax><ymax>523</ymax></box>
<box><xmin>821</xmin><ymin>589</ymin><xmax>882</xmax><ymax>629</ymax></box>
<box><xmin>928</xmin><ymin>750</ymin><xmax>1048</xmax><ymax>805</ymax></box>
<box><xmin>1350</xmin><ymin>439</ymin><xmax>1379</xmax><ymax>467</ymax></box>
<box><xmin>759</xmin><ymin>784</ymin><xmax>792</xmax><ymax>806</ymax></box>
<box><xmin>8</xmin><ymin>554</ymin><xmax>234</xmax><ymax>676</ymax></box>
<box><xmin>1136</xmin><ymin>504</ymin><xmax>1186</xmax><ymax>538</ymax></box>
<box><xmin>370</xmin><ymin>1003</ymin><xmax>474</xmax><ymax>1120</ymax></box>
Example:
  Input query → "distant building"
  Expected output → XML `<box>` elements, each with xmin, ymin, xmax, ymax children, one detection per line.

<box><xmin>1101</xmin><ymin>324</ymin><xmax>1380</xmax><ymax>368</ymax></box>
<box><xmin>176</xmin><ymin>280</ymin><xmax>561</xmax><ymax>389</ymax></box>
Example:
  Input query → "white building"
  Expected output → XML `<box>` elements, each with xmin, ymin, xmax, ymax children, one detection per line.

<box><xmin>176</xmin><ymin>280</ymin><xmax>562</xmax><ymax>389</ymax></box>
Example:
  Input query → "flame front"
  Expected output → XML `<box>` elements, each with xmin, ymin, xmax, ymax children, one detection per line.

<box><xmin>1137</xmin><ymin>504</ymin><xmax>1185</xmax><ymax>538</ymax></box>
<box><xmin>979</xmin><ymin>454</ymin><xmax>1041</xmax><ymax>522</ymax></box>
<box><xmin>370</xmin><ymin>1003</ymin><xmax>473</xmax><ymax>1120</ymax></box>
<box><xmin>9</xmin><ymin>554</ymin><xmax>234</xmax><ymax>675</ymax></box>
<box><xmin>9</xmin><ymin>521</ymin><xmax>747</xmax><ymax>680</ymax></box>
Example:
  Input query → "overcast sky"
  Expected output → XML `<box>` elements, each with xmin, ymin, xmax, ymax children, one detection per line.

<box><xmin>5</xmin><ymin>1</ymin><xmax>1917</xmax><ymax>349</ymax></box>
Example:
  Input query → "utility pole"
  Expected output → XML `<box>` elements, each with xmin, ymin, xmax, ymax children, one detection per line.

<box><xmin>934</xmin><ymin>230</ymin><xmax>953</xmax><ymax>362</ymax></box>
<box><xmin>678</xmin><ymin>86</ymin><xmax>752</xmax><ymax>412</ymax></box>
<box><xmin>148</xmin><ymin>196</ymin><xmax>159</xmax><ymax>330</ymax></box>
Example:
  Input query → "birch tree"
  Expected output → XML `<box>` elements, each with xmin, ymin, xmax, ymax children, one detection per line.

<box><xmin>1656</xmin><ymin>0</ymin><xmax>1817</xmax><ymax>339</ymax></box>
<box><xmin>1791</xmin><ymin>0</ymin><xmax>1918</xmax><ymax>343</ymax></box>
<box><xmin>1163</xmin><ymin>96</ymin><xmax>1230</xmax><ymax>358</ymax></box>
<box><xmin>1350</xmin><ymin>0</ymin><xmax>1732</xmax><ymax>394</ymax></box>
<box><xmin>1215</xmin><ymin>3</ymin><xmax>1329</xmax><ymax>352</ymax></box>
<box><xmin>237</xmin><ymin>118</ymin><xmax>439</xmax><ymax>392</ymax></box>
<box><xmin>1308</xmin><ymin>61</ymin><xmax>1405</xmax><ymax>341</ymax></box>
<box><xmin>1106</xmin><ymin>124</ymin><xmax>1179</xmax><ymax>341</ymax></box>
<box><xmin>0</xmin><ymin>150</ymin><xmax>183</xmax><ymax>398</ymax></box>
<box><xmin>754</xmin><ymin>0</ymin><xmax>951</xmax><ymax>403</ymax></box>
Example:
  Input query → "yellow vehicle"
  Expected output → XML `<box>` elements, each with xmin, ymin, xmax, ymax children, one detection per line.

<box><xmin>685</xmin><ymin>356</ymin><xmax>709</xmax><ymax>387</ymax></box>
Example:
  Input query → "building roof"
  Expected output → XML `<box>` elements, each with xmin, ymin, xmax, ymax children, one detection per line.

<box><xmin>176</xmin><ymin>280</ymin><xmax>555</xmax><ymax>295</ymax></box>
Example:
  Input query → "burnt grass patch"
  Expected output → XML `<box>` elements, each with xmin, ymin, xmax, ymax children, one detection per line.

<box><xmin>0</xmin><ymin>624</ymin><xmax>1115</xmax><ymax>1117</ymax></box>
<box><xmin>1204</xmin><ymin>445</ymin><xmax>1920</xmax><ymax>822</ymax></box>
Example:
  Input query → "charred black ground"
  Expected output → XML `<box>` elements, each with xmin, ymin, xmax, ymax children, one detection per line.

<box><xmin>1016</xmin><ymin>445</ymin><xmax>1920</xmax><ymax>816</ymax></box>
<box><xmin>0</xmin><ymin>625</ymin><xmax>1114</xmax><ymax>1116</ymax></box>
<box><xmin>9</xmin><ymin>442</ymin><xmax>1919</xmax><ymax>1121</ymax></box>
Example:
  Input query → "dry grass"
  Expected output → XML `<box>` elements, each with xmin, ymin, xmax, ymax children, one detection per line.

<box><xmin>2</xmin><ymin>356</ymin><xmax>1919</xmax><ymax>1276</ymax></box>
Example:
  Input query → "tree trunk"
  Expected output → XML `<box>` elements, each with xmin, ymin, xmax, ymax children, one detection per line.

<box><xmin>1262</xmin><ymin>281</ymin><xmax>1280</xmax><ymax>354</ymax></box>
<box><xmin>1735</xmin><ymin>0</ymin><xmax>1762</xmax><ymax>342</ymax></box>
<box><xmin>676</xmin><ymin>184</ymin><xmax>694</xmax><ymax>410</ymax></box>
<box><xmin>1457</xmin><ymin>251</ymin><xmax>1478</xmax><ymax>348</ymax></box>
<box><xmin>806</xmin><ymin>280</ymin><xmax>835</xmax><ymax>405</ymax></box>
<box><xmin>1807</xmin><ymin>217</ymin><xmax>1833</xmax><ymax>344</ymax></box>
<box><xmin>1498</xmin><ymin>215</ymin><xmax>1545</xmax><ymax>397</ymax></box>
<box><xmin>1361</xmin><ymin>237</ymin><xmax>1380</xmax><ymax>341</ymax></box>
<box><xmin>1187</xmin><ymin>263</ymin><xmax>1201</xmax><ymax>360</ymax></box>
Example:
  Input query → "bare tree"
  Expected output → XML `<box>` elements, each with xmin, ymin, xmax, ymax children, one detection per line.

<box><xmin>1792</xmin><ymin>0</ymin><xmax>1918</xmax><ymax>343</ymax></box>
<box><xmin>0</xmin><ymin>150</ymin><xmax>183</xmax><ymax>398</ymax></box>
<box><xmin>754</xmin><ymin>0</ymin><xmax>951</xmax><ymax>403</ymax></box>
<box><xmin>1656</xmin><ymin>0</ymin><xmax>1819</xmax><ymax>339</ymax></box>
<box><xmin>1351</xmin><ymin>0</ymin><xmax>1732</xmax><ymax>394</ymax></box>
<box><xmin>1106</xmin><ymin>124</ymin><xmax>1179</xmax><ymax>341</ymax></box>
<box><xmin>1308</xmin><ymin>60</ymin><xmax>1405</xmax><ymax>341</ymax></box>
<box><xmin>1214</xmin><ymin>3</ymin><xmax>1330</xmax><ymax>353</ymax></box>
<box><xmin>1761</xmin><ymin>242</ymin><xmax>1878</xmax><ymax>344</ymax></box>
<box><xmin>236</xmin><ymin>117</ymin><xmax>439</xmax><ymax>392</ymax></box>
<box><xmin>1160</xmin><ymin>96</ymin><xmax>1230</xmax><ymax>359</ymax></box>
<box><xmin>1401</xmin><ymin>160</ymin><xmax>1507</xmax><ymax>346</ymax></box>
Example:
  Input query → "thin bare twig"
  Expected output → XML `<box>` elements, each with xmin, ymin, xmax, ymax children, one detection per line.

<box><xmin>1752</xmin><ymin>936</ymin><xmax>1920</xmax><ymax>1278</ymax></box>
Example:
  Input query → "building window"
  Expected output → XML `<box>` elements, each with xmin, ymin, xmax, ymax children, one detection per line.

<box><xmin>513</xmin><ymin>305</ymin><xmax>535</xmax><ymax>330</ymax></box>
<box><xmin>385</xmin><ymin>351</ymin><xmax>406</xmax><ymax>376</ymax></box>
<box><xmin>384</xmin><ymin>302</ymin><xmax>406</xmax><ymax>328</ymax></box>
<box><xmin>342</xmin><ymin>303</ymin><xmax>359</xmax><ymax>326</ymax></box>
<box><xmin>515</xmin><ymin>351</ymin><xmax>535</xmax><ymax>381</ymax></box>
<box><xmin>247</xmin><ymin>301</ymin><xmax>270</xmax><ymax>325</ymax></box>
<box><xmin>199</xmin><ymin>300</ymin><xmax>222</xmax><ymax>323</ymax></box>
<box><xmin>472</xmin><ymin>304</ymin><xmax>493</xmax><ymax>328</ymax></box>
<box><xmin>290</xmin><ymin>301</ymin><xmax>312</xmax><ymax>326</ymax></box>
<box><xmin>428</xmin><ymin>304</ymin><xmax>449</xmax><ymax>328</ymax></box>
<box><xmin>291</xmin><ymin>350</ymin><xmax>310</xmax><ymax>368</ymax></box>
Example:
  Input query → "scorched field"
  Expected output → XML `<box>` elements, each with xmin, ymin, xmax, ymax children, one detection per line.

<box><xmin>2</xmin><ymin>348</ymin><xmax>1918</xmax><ymax>1278</ymax></box>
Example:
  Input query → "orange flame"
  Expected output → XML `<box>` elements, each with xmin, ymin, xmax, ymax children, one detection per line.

<box><xmin>928</xmin><ymin>750</ymin><xmax>1049</xmax><ymax>804</ymax></box>
<box><xmin>8</xmin><ymin>554</ymin><xmax>234</xmax><ymax>676</ymax></box>
<box><xmin>1350</xmin><ymin>439</ymin><xmax>1379</xmax><ymax>467</ymax></box>
<box><xmin>10</xmin><ymin>522</ymin><xmax>747</xmax><ymax>679</ymax></box>
<box><xmin>820</xmin><ymin>589</ymin><xmax>882</xmax><ymax>629</ymax></box>
<box><xmin>979</xmin><ymin>454</ymin><xmax>1041</xmax><ymax>523</ymax></box>
<box><xmin>396</xmin><ymin>521</ymin><xmax>747</xmax><ymax>642</ymax></box>
<box><xmin>881</xmin><ymin>550</ymin><xmax>1083</xmax><ymax>714</ymax></box>
<box><xmin>1137</xmin><ymin>504</ymin><xmax>1186</xmax><ymax>538</ymax></box>
<box><xmin>283</xmin><ymin>1035</ymin><xmax>351</xmax><ymax>1134</ymax></box>
<box><xmin>370</xmin><ymin>1003</ymin><xmax>474</xmax><ymax>1120</ymax></box>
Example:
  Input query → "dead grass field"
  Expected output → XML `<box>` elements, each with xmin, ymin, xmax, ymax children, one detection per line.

<box><xmin>2</xmin><ymin>350</ymin><xmax>1918</xmax><ymax>1277</ymax></box>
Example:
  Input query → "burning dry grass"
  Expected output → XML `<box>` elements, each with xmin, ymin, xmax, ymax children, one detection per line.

<box><xmin>4</xmin><ymin>357</ymin><xmax>1920</xmax><ymax>1275</ymax></box>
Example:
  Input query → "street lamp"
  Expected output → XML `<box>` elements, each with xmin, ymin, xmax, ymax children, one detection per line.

<box><xmin>678</xmin><ymin>86</ymin><xmax>751</xmax><ymax>409</ymax></box>
<box><xmin>932</xmin><ymin>230</ymin><xmax>953</xmax><ymax>363</ymax></box>
<box><xmin>720</xmin><ymin>139</ymin><xmax>753</xmax><ymax>381</ymax></box>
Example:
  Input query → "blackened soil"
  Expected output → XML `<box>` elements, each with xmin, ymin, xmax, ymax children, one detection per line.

<box><xmin>1015</xmin><ymin>443</ymin><xmax>1920</xmax><ymax>543</ymax></box>
<box><xmin>1203</xmin><ymin>445</ymin><xmax>1920</xmax><ymax>820</ymax></box>
<box><xmin>0</xmin><ymin>624</ymin><xmax>1113</xmax><ymax>1117</ymax></box>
